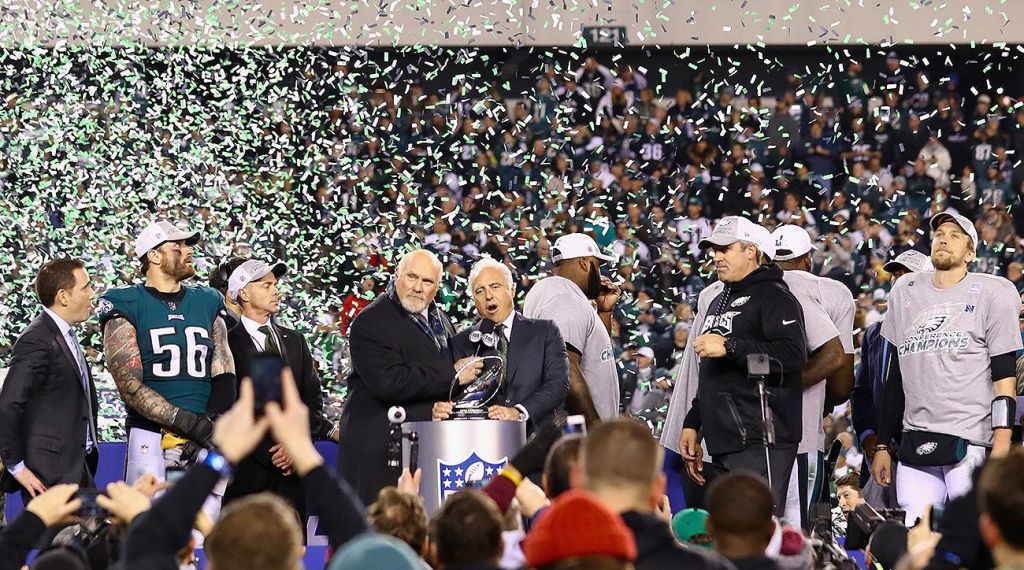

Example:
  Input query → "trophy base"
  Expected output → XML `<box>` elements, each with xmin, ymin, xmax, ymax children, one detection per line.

<box><xmin>449</xmin><ymin>407</ymin><xmax>490</xmax><ymax>420</ymax></box>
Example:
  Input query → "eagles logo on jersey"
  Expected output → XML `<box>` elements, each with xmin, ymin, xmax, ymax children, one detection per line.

<box><xmin>915</xmin><ymin>315</ymin><xmax>949</xmax><ymax>335</ymax></box>
<box><xmin>96</xmin><ymin>298</ymin><xmax>114</xmax><ymax>317</ymax></box>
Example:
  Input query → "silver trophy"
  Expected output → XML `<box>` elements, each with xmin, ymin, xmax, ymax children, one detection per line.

<box><xmin>449</xmin><ymin>354</ymin><xmax>504</xmax><ymax>420</ymax></box>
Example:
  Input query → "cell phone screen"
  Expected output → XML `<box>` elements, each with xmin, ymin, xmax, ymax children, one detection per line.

<box><xmin>76</xmin><ymin>489</ymin><xmax>108</xmax><ymax>519</ymax></box>
<box><xmin>251</xmin><ymin>353</ymin><xmax>285</xmax><ymax>415</ymax></box>
<box><xmin>930</xmin><ymin>503</ymin><xmax>945</xmax><ymax>532</ymax></box>
<box><xmin>564</xmin><ymin>415</ymin><xmax>587</xmax><ymax>436</ymax></box>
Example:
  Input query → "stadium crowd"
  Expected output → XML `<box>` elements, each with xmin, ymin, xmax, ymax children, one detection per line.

<box><xmin>3</xmin><ymin>47</ymin><xmax>1024</xmax><ymax>570</ymax></box>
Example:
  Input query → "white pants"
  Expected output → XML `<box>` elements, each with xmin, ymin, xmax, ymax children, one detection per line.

<box><xmin>895</xmin><ymin>444</ymin><xmax>987</xmax><ymax>525</ymax></box>
<box><xmin>784</xmin><ymin>451</ymin><xmax>819</xmax><ymax>528</ymax></box>
<box><xmin>126</xmin><ymin>427</ymin><xmax>228</xmax><ymax>533</ymax></box>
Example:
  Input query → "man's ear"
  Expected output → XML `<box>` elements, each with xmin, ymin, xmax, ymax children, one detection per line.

<box><xmin>569</xmin><ymin>463</ymin><xmax>584</xmax><ymax>489</ymax></box>
<box><xmin>650</xmin><ymin>472</ymin><xmax>667</xmax><ymax>508</ymax></box>
<box><xmin>979</xmin><ymin>512</ymin><xmax>1002</xmax><ymax>550</ymax></box>
<box><xmin>55</xmin><ymin>288</ymin><xmax>71</xmax><ymax>308</ymax></box>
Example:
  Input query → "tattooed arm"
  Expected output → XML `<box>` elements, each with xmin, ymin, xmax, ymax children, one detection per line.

<box><xmin>206</xmin><ymin>317</ymin><xmax>237</xmax><ymax>415</ymax></box>
<box><xmin>209</xmin><ymin>317</ymin><xmax>235</xmax><ymax>378</ymax></box>
<box><xmin>104</xmin><ymin>317</ymin><xmax>178</xmax><ymax>426</ymax></box>
<box><xmin>104</xmin><ymin>318</ymin><xmax>214</xmax><ymax>443</ymax></box>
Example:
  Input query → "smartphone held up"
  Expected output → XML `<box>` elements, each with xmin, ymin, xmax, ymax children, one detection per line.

<box><xmin>250</xmin><ymin>353</ymin><xmax>285</xmax><ymax>415</ymax></box>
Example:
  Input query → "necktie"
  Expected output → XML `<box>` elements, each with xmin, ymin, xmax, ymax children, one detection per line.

<box><xmin>69</xmin><ymin>330</ymin><xmax>96</xmax><ymax>452</ymax></box>
<box><xmin>495</xmin><ymin>324</ymin><xmax>509</xmax><ymax>385</ymax></box>
<box><xmin>259</xmin><ymin>325</ymin><xmax>281</xmax><ymax>354</ymax></box>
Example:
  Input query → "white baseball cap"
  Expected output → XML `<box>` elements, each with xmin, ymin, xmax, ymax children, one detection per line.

<box><xmin>551</xmin><ymin>233</ymin><xmax>618</xmax><ymax>264</ymax></box>
<box><xmin>228</xmin><ymin>259</ymin><xmax>287</xmax><ymax>301</ymax></box>
<box><xmin>929</xmin><ymin>211</ymin><xmax>978</xmax><ymax>253</ymax></box>
<box><xmin>772</xmin><ymin>225</ymin><xmax>815</xmax><ymax>261</ymax></box>
<box><xmin>135</xmin><ymin>221</ymin><xmax>200</xmax><ymax>259</ymax></box>
<box><xmin>882</xmin><ymin>249</ymin><xmax>934</xmax><ymax>274</ymax></box>
<box><xmin>699</xmin><ymin>216</ymin><xmax>776</xmax><ymax>261</ymax></box>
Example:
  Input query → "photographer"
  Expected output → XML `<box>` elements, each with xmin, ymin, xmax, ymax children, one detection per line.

<box><xmin>680</xmin><ymin>217</ymin><xmax>808</xmax><ymax>513</ymax></box>
<box><xmin>117</xmin><ymin>370</ymin><xmax>373</xmax><ymax>569</ymax></box>
<box><xmin>0</xmin><ymin>484</ymin><xmax>81</xmax><ymax>570</ymax></box>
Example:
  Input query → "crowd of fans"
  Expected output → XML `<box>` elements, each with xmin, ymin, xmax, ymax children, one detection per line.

<box><xmin>5</xmin><ymin>370</ymin><xmax>1024</xmax><ymax>570</ymax></box>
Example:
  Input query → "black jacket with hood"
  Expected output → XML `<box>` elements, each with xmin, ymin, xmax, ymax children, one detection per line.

<box><xmin>683</xmin><ymin>264</ymin><xmax>807</xmax><ymax>456</ymax></box>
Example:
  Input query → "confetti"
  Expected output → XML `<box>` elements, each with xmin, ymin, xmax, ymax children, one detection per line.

<box><xmin>0</xmin><ymin>3</ymin><xmax>1020</xmax><ymax>443</ymax></box>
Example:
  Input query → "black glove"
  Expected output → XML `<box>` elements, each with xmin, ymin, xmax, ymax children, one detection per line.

<box><xmin>510</xmin><ymin>412</ymin><xmax>567</xmax><ymax>476</ymax></box>
<box><xmin>171</xmin><ymin>409</ymin><xmax>214</xmax><ymax>447</ymax></box>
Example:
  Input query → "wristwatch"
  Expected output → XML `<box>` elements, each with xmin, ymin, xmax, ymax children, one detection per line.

<box><xmin>198</xmin><ymin>448</ymin><xmax>233</xmax><ymax>480</ymax></box>
<box><xmin>725</xmin><ymin>337</ymin><xmax>738</xmax><ymax>356</ymax></box>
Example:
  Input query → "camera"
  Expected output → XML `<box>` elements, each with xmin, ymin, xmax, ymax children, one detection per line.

<box><xmin>388</xmin><ymin>406</ymin><xmax>407</xmax><ymax>424</ymax></box>
<box><xmin>845</xmin><ymin>503</ymin><xmax>906</xmax><ymax>551</ymax></box>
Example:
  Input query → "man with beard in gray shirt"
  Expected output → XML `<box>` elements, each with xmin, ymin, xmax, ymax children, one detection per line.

<box><xmin>871</xmin><ymin>212</ymin><xmax>1021</xmax><ymax>525</ymax></box>
<box><xmin>524</xmin><ymin>233</ymin><xmax>621</xmax><ymax>424</ymax></box>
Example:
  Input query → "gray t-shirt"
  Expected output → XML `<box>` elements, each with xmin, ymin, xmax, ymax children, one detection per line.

<box><xmin>524</xmin><ymin>276</ymin><xmax>620</xmax><ymax>419</ymax></box>
<box><xmin>660</xmin><ymin>281</ymin><xmax>723</xmax><ymax>454</ymax></box>
<box><xmin>881</xmin><ymin>271</ymin><xmax>1023</xmax><ymax>446</ymax></box>
<box><xmin>784</xmin><ymin>271</ymin><xmax>856</xmax><ymax>453</ymax></box>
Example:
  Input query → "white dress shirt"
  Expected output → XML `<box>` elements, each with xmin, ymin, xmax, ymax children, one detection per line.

<box><xmin>241</xmin><ymin>314</ymin><xmax>282</xmax><ymax>353</ymax></box>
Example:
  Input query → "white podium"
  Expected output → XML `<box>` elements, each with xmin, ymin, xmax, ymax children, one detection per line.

<box><xmin>402</xmin><ymin>419</ymin><xmax>526</xmax><ymax>517</ymax></box>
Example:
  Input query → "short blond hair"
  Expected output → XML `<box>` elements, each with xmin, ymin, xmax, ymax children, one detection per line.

<box><xmin>205</xmin><ymin>494</ymin><xmax>302</xmax><ymax>570</ymax></box>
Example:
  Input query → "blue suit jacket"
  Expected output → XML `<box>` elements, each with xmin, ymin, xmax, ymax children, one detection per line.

<box><xmin>451</xmin><ymin>313</ymin><xmax>569</xmax><ymax>432</ymax></box>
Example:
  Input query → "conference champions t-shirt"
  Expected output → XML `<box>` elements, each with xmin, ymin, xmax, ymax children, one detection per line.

<box><xmin>783</xmin><ymin>271</ymin><xmax>856</xmax><ymax>454</ymax></box>
<box><xmin>881</xmin><ymin>271</ymin><xmax>1023</xmax><ymax>446</ymax></box>
<box><xmin>524</xmin><ymin>276</ymin><xmax>620</xmax><ymax>419</ymax></box>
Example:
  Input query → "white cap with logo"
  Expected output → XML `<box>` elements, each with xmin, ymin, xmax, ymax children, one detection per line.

<box><xmin>135</xmin><ymin>221</ymin><xmax>201</xmax><ymax>259</ymax></box>
<box><xmin>771</xmin><ymin>225</ymin><xmax>816</xmax><ymax>261</ymax></box>
<box><xmin>551</xmin><ymin>233</ymin><xmax>618</xmax><ymax>264</ymax></box>
<box><xmin>929</xmin><ymin>211</ymin><xmax>978</xmax><ymax>253</ymax></box>
<box><xmin>699</xmin><ymin>216</ymin><xmax>776</xmax><ymax>261</ymax></box>
<box><xmin>882</xmin><ymin>249</ymin><xmax>934</xmax><ymax>274</ymax></box>
<box><xmin>228</xmin><ymin>260</ymin><xmax>288</xmax><ymax>301</ymax></box>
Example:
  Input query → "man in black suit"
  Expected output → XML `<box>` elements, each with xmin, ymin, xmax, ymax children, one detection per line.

<box><xmin>0</xmin><ymin>258</ymin><xmax>99</xmax><ymax>503</ymax></box>
<box><xmin>339</xmin><ymin>249</ymin><xmax>483</xmax><ymax>505</ymax></box>
<box><xmin>221</xmin><ymin>259</ymin><xmax>335</xmax><ymax>520</ymax></box>
<box><xmin>433</xmin><ymin>257</ymin><xmax>569</xmax><ymax>433</ymax></box>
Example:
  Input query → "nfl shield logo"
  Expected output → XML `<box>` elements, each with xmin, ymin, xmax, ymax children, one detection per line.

<box><xmin>438</xmin><ymin>452</ymin><xmax>508</xmax><ymax>501</ymax></box>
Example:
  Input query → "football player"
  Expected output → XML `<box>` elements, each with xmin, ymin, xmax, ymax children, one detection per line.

<box><xmin>98</xmin><ymin>221</ymin><xmax>236</xmax><ymax>491</ymax></box>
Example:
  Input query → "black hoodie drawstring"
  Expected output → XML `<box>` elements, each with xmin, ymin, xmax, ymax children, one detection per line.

<box><xmin>711</xmin><ymin>283</ymin><xmax>732</xmax><ymax>318</ymax></box>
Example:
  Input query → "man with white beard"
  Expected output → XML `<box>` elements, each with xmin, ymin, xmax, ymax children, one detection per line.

<box><xmin>338</xmin><ymin>249</ymin><xmax>483</xmax><ymax>505</ymax></box>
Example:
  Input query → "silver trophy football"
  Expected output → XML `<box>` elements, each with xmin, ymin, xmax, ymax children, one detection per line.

<box><xmin>449</xmin><ymin>354</ymin><xmax>504</xmax><ymax>419</ymax></box>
